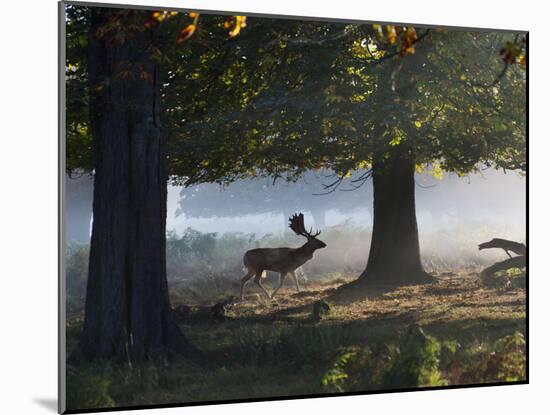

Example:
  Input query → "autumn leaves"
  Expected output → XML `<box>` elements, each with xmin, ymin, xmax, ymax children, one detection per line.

<box><xmin>145</xmin><ymin>10</ymin><xmax>248</xmax><ymax>44</ymax></box>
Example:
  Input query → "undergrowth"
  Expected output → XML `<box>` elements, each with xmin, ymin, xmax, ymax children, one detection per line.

<box><xmin>66</xmin><ymin>319</ymin><xmax>526</xmax><ymax>411</ymax></box>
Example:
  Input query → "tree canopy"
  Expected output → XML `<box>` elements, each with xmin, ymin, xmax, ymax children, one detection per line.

<box><xmin>162</xmin><ymin>23</ymin><xmax>526</xmax><ymax>190</ymax></box>
<box><xmin>66</xmin><ymin>6</ymin><xmax>526</xmax><ymax>188</ymax></box>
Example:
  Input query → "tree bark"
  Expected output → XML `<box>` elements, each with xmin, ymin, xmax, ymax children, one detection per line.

<box><xmin>358</xmin><ymin>152</ymin><xmax>432</xmax><ymax>286</ymax></box>
<box><xmin>76</xmin><ymin>10</ymin><xmax>195</xmax><ymax>363</ymax></box>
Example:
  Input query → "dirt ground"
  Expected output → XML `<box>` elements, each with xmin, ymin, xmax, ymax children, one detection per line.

<box><xmin>216</xmin><ymin>272</ymin><xmax>525</xmax><ymax>326</ymax></box>
<box><xmin>65</xmin><ymin>272</ymin><xmax>526</xmax><ymax>410</ymax></box>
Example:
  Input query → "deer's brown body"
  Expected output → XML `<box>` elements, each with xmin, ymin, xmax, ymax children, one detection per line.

<box><xmin>240</xmin><ymin>213</ymin><xmax>326</xmax><ymax>299</ymax></box>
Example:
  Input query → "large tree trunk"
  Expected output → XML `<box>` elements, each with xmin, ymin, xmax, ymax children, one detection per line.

<box><xmin>76</xmin><ymin>10</ymin><xmax>194</xmax><ymax>363</ymax></box>
<box><xmin>358</xmin><ymin>152</ymin><xmax>432</xmax><ymax>286</ymax></box>
<box><xmin>339</xmin><ymin>42</ymin><xmax>433</xmax><ymax>292</ymax></box>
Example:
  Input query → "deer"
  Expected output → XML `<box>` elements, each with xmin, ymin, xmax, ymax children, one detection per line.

<box><xmin>240</xmin><ymin>213</ymin><xmax>327</xmax><ymax>300</ymax></box>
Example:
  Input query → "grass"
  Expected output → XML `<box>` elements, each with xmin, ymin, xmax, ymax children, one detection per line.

<box><xmin>65</xmin><ymin>272</ymin><xmax>526</xmax><ymax>411</ymax></box>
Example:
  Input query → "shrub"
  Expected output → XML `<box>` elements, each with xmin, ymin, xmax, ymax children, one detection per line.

<box><xmin>458</xmin><ymin>331</ymin><xmax>526</xmax><ymax>383</ymax></box>
<box><xmin>65</xmin><ymin>242</ymin><xmax>89</xmax><ymax>315</ymax></box>
<box><xmin>228</xmin><ymin>323</ymin><xmax>367</xmax><ymax>369</ymax></box>
<box><xmin>382</xmin><ymin>325</ymin><xmax>446</xmax><ymax>388</ymax></box>
<box><xmin>322</xmin><ymin>325</ymin><xmax>447</xmax><ymax>392</ymax></box>
<box><xmin>66</xmin><ymin>366</ymin><xmax>115</xmax><ymax>410</ymax></box>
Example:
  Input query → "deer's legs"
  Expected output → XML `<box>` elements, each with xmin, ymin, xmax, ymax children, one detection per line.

<box><xmin>271</xmin><ymin>272</ymin><xmax>288</xmax><ymax>299</ymax></box>
<box><xmin>240</xmin><ymin>269</ymin><xmax>255</xmax><ymax>300</ymax></box>
<box><xmin>290</xmin><ymin>270</ymin><xmax>300</xmax><ymax>293</ymax></box>
<box><xmin>253</xmin><ymin>269</ymin><xmax>271</xmax><ymax>298</ymax></box>
<box><xmin>297</xmin><ymin>268</ymin><xmax>308</xmax><ymax>285</ymax></box>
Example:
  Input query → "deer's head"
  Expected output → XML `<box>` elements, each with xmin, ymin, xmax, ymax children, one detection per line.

<box><xmin>289</xmin><ymin>213</ymin><xmax>327</xmax><ymax>250</ymax></box>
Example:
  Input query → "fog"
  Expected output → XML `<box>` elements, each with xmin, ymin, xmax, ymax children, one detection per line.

<box><xmin>66</xmin><ymin>168</ymin><xmax>525</xmax><ymax>273</ymax></box>
<box><xmin>166</xmin><ymin>169</ymin><xmax>525</xmax><ymax>237</ymax></box>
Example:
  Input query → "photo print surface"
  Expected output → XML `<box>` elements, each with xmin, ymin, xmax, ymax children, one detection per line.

<box><xmin>60</xmin><ymin>1</ymin><xmax>527</xmax><ymax>412</ymax></box>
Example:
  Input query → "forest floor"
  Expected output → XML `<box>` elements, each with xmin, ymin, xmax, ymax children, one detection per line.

<box><xmin>217</xmin><ymin>272</ymin><xmax>525</xmax><ymax>324</ymax></box>
<box><xmin>66</xmin><ymin>271</ymin><xmax>526</xmax><ymax>411</ymax></box>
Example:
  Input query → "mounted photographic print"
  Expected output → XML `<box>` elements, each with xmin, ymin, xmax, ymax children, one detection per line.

<box><xmin>59</xmin><ymin>1</ymin><xmax>527</xmax><ymax>413</ymax></box>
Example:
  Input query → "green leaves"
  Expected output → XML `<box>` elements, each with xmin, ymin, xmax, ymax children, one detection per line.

<box><xmin>65</xmin><ymin>4</ymin><xmax>526</xmax><ymax>183</ymax></box>
<box><xmin>322</xmin><ymin>347</ymin><xmax>358</xmax><ymax>392</ymax></box>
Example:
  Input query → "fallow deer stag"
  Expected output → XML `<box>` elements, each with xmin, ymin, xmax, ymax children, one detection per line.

<box><xmin>240</xmin><ymin>213</ymin><xmax>327</xmax><ymax>300</ymax></box>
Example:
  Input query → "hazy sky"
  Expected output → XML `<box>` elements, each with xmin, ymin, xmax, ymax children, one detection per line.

<box><xmin>166</xmin><ymin>168</ymin><xmax>526</xmax><ymax>238</ymax></box>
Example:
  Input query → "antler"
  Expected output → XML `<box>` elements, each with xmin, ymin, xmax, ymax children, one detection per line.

<box><xmin>289</xmin><ymin>212</ymin><xmax>321</xmax><ymax>239</ymax></box>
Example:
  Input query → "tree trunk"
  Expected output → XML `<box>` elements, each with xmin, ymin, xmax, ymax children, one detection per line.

<box><xmin>358</xmin><ymin>152</ymin><xmax>432</xmax><ymax>286</ymax></box>
<box><xmin>344</xmin><ymin>44</ymin><xmax>433</xmax><ymax>290</ymax></box>
<box><xmin>76</xmin><ymin>10</ymin><xmax>195</xmax><ymax>363</ymax></box>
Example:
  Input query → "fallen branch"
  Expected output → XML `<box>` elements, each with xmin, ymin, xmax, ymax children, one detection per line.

<box><xmin>478</xmin><ymin>238</ymin><xmax>526</xmax><ymax>258</ymax></box>
<box><xmin>481</xmin><ymin>255</ymin><xmax>526</xmax><ymax>278</ymax></box>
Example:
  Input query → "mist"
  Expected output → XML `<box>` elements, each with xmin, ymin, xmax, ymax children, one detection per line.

<box><xmin>167</xmin><ymin>169</ymin><xmax>524</xmax><ymax>232</ymax></box>
<box><xmin>165</xmin><ymin>168</ymin><xmax>525</xmax><ymax>274</ymax></box>
<box><xmin>65</xmin><ymin>167</ymin><xmax>525</xmax><ymax>275</ymax></box>
<box><xmin>167</xmin><ymin>169</ymin><xmax>526</xmax><ymax>255</ymax></box>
